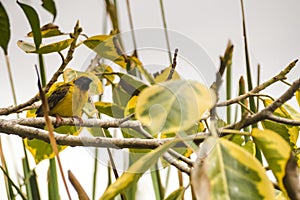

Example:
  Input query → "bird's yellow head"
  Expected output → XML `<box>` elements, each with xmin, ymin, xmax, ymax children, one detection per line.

<box><xmin>74</xmin><ymin>76</ymin><xmax>92</xmax><ymax>91</ymax></box>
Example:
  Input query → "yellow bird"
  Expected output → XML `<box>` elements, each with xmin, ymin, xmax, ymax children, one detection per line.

<box><xmin>36</xmin><ymin>76</ymin><xmax>92</xmax><ymax>117</ymax></box>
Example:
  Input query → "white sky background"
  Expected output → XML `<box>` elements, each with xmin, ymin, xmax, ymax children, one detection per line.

<box><xmin>1</xmin><ymin>0</ymin><xmax>300</xmax><ymax>199</ymax></box>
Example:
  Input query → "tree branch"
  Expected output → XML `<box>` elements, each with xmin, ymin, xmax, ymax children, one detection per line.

<box><xmin>226</xmin><ymin>78</ymin><xmax>300</xmax><ymax>130</ymax></box>
<box><xmin>266</xmin><ymin>114</ymin><xmax>300</xmax><ymax>126</ymax></box>
<box><xmin>217</xmin><ymin>59</ymin><xmax>298</xmax><ymax>107</ymax></box>
<box><xmin>0</xmin><ymin>118</ymin><xmax>208</xmax><ymax>149</ymax></box>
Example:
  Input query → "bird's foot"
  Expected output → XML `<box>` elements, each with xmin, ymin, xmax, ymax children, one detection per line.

<box><xmin>72</xmin><ymin>115</ymin><xmax>83</xmax><ymax>126</ymax></box>
<box><xmin>54</xmin><ymin>114</ymin><xmax>63</xmax><ymax>128</ymax></box>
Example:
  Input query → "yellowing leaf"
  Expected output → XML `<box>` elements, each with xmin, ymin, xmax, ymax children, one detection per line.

<box><xmin>99</xmin><ymin>139</ymin><xmax>178</xmax><ymax>200</ymax></box>
<box><xmin>192</xmin><ymin>137</ymin><xmax>275</xmax><ymax>200</ymax></box>
<box><xmin>92</xmin><ymin>64</ymin><xmax>115</xmax><ymax>85</ymax></box>
<box><xmin>124</xmin><ymin>96</ymin><xmax>138</xmax><ymax>117</ymax></box>
<box><xmin>135</xmin><ymin>80</ymin><xmax>216</xmax><ymax>134</ymax></box>
<box><xmin>262</xmin><ymin>99</ymin><xmax>299</xmax><ymax>150</ymax></box>
<box><xmin>17</xmin><ymin>38</ymin><xmax>73</xmax><ymax>54</ymax></box>
<box><xmin>252</xmin><ymin>128</ymin><xmax>291</xmax><ymax>198</ymax></box>
<box><xmin>25</xmin><ymin>126</ymin><xmax>81</xmax><ymax>164</ymax></box>
<box><xmin>83</xmin><ymin>35</ymin><xmax>126</xmax><ymax>67</ymax></box>
<box><xmin>296</xmin><ymin>89</ymin><xmax>300</xmax><ymax>108</ymax></box>
<box><xmin>154</xmin><ymin>66</ymin><xmax>180</xmax><ymax>83</ymax></box>
<box><xmin>27</xmin><ymin>23</ymin><xmax>62</xmax><ymax>38</ymax></box>
<box><xmin>83</xmin><ymin>35</ymin><xmax>145</xmax><ymax>71</ymax></box>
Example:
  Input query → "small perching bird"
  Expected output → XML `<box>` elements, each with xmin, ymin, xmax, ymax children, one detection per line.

<box><xmin>35</xmin><ymin>76</ymin><xmax>92</xmax><ymax>117</ymax></box>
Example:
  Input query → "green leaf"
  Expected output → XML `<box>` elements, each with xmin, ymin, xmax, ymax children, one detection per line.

<box><xmin>252</xmin><ymin>128</ymin><xmax>291</xmax><ymax>198</ymax></box>
<box><xmin>41</xmin><ymin>0</ymin><xmax>57</xmax><ymax>22</ymax></box>
<box><xmin>192</xmin><ymin>137</ymin><xmax>275</xmax><ymax>200</ymax></box>
<box><xmin>95</xmin><ymin>102</ymin><xmax>124</xmax><ymax>118</ymax></box>
<box><xmin>48</xmin><ymin>159</ymin><xmax>60</xmax><ymax>200</ymax></box>
<box><xmin>0</xmin><ymin>166</ymin><xmax>27</xmax><ymax>200</ymax></box>
<box><xmin>164</xmin><ymin>187</ymin><xmax>185</xmax><ymax>200</ymax></box>
<box><xmin>0</xmin><ymin>2</ymin><xmax>10</xmax><ymax>54</ymax></box>
<box><xmin>135</xmin><ymin>80</ymin><xmax>216</xmax><ymax>134</ymax></box>
<box><xmin>17</xmin><ymin>1</ymin><xmax>42</xmax><ymax>49</ymax></box>
<box><xmin>112</xmin><ymin>83</ymin><xmax>131</xmax><ymax>108</ymax></box>
<box><xmin>17</xmin><ymin>39</ymin><xmax>73</xmax><ymax>54</ymax></box>
<box><xmin>116</xmin><ymin>72</ymin><xmax>149</xmax><ymax>96</ymax></box>
<box><xmin>99</xmin><ymin>139</ymin><xmax>178</xmax><ymax>200</ymax></box>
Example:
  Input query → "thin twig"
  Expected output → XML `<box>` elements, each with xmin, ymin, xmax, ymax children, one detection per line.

<box><xmin>217</xmin><ymin>59</ymin><xmax>298</xmax><ymax>107</ymax></box>
<box><xmin>68</xmin><ymin>170</ymin><xmax>90</xmax><ymax>200</ymax></box>
<box><xmin>226</xmin><ymin>78</ymin><xmax>300</xmax><ymax>130</ymax></box>
<box><xmin>163</xmin><ymin>152</ymin><xmax>190</xmax><ymax>175</ymax></box>
<box><xmin>167</xmin><ymin>49</ymin><xmax>178</xmax><ymax>81</ymax></box>
<box><xmin>5</xmin><ymin>55</ymin><xmax>17</xmax><ymax>106</ymax></box>
<box><xmin>267</xmin><ymin>114</ymin><xmax>300</xmax><ymax>126</ymax></box>
<box><xmin>35</xmin><ymin>66</ymin><xmax>72</xmax><ymax>200</ymax></box>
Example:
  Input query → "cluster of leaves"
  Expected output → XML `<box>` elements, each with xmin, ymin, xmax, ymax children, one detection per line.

<box><xmin>0</xmin><ymin>1</ymin><xmax>300</xmax><ymax>200</ymax></box>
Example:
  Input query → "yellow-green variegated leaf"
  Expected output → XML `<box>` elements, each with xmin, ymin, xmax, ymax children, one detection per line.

<box><xmin>135</xmin><ymin>80</ymin><xmax>215</xmax><ymax>134</ymax></box>
<box><xmin>95</xmin><ymin>102</ymin><xmax>124</xmax><ymax>118</ymax></box>
<box><xmin>83</xmin><ymin>35</ymin><xmax>127</xmax><ymax>68</ymax></box>
<box><xmin>154</xmin><ymin>66</ymin><xmax>181</xmax><ymax>83</ymax></box>
<box><xmin>262</xmin><ymin>99</ymin><xmax>299</xmax><ymax>150</ymax></box>
<box><xmin>296</xmin><ymin>89</ymin><xmax>300</xmax><ymax>108</ymax></box>
<box><xmin>164</xmin><ymin>187</ymin><xmax>185</xmax><ymax>200</ymax></box>
<box><xmin>17</xmin><ymin>39</ymin><xmax>73</xmax><ymax>54</ymax></box>
<box><xmin>27</xmin><ymin>23</ymin><xmax>63</xmax><ymax>38</ymax></box>
<box><xmin>252</xmin><ymin>128</ymin><xmax>291</xmax><ymax>198</ymax></box>
<box><xmin>99</xmin><ymin>139</ymin><xmax>178</xmax><ymax>200</ymax></box>
<box><xmin>192</xmin><ymin>137</ymin><xmax>274</xmax><ymax>200</ymax></box>
<box><xmin>92</xmin><ymin>64</ymin><xmax>115</xmax><ymax>86</ymax></box>
<box><xmin>24</xmin><ymin>126</ymin><xmax>81</xmax><ymax>164</ymax></box>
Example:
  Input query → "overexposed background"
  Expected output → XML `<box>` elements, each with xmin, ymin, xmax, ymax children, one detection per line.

<box><xmin>1</xmin><ymin>0</ymin><xmax>300</xmax><ymax>199</ymax></box>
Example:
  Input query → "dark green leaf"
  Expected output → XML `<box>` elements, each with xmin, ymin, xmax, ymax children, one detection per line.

<box><xmin>42</xmin><ymin>0</ymin><xmax>57</xmax><ymax>22</ymax></box>
<box><xmin>17</xmin><ymin>1</ymin><xmax>42</xmax><ymax>49</ymax></box>
<box><xmin>0</xmin><ymin>2</ymin><xmax>10</xmax><ymax>54</ymax></box>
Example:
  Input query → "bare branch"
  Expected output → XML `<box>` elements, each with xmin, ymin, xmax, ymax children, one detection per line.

<box><xmin>0</xmin><ymin>118</ymin><xmax>208</xmax><ymax>149</ymax></box>
<box><xmin>226</xmin><ymin>78</ymin><xmax>300</xmax><ymax>130</ymax></box>
<box><xmin>217</xmin><ymin>59</ymin><xmax>298</xmax><ymax>107</ymax></box>
<box><xmin>163</xmin><ymin>152</ymin><xmax>191</xmax><ymax>175</ymax></box>
<box><xmin>266</xmin><ymin>114</ymin><xmax>300</xmax><ymax>126</ymax></box>
<box><xmin>167</xmin><ymin>48</ymin><xmax>179</xmax><ymax>81</ymax></box>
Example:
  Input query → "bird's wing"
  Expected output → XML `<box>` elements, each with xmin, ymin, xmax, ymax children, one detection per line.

<box><xmin>35</xmin><ymin>83</ymin><xmax>71</xmax><ymax>116</ymax></box>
